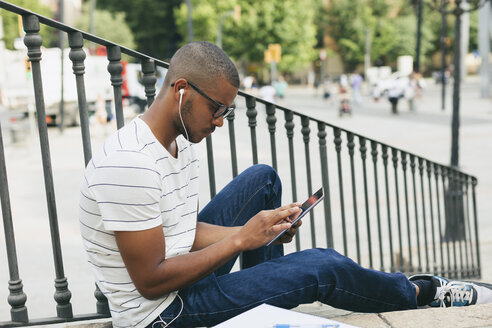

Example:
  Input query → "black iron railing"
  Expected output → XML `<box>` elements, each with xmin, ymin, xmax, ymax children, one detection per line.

<box><xmin>0</xmin><ymin>1</ymin><xmax>481</xmax><ymax>326</ymax></box>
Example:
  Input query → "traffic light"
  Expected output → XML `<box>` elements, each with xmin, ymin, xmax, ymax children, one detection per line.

<box><xmin>25</xmin><ymin>57</ymin><xmax>31</xmax><ymax>72</ymax></box>
<box><xmin>268</xmin><ymin>44</ymin><xmax>281</xmax><ymax>62</ymax></box>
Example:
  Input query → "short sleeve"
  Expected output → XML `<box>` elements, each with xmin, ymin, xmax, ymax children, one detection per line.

<box><xmin>88</xmin><ymin>150</ymin><xmax>162</xmax><ymax>231</ymax></box>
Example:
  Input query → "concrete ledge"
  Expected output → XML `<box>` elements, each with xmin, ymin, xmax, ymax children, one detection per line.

<box><xmin>331</xmin><ymin>303</ymin><xmax>492</xmax><ymax>328</ymax></box>
<box><xmin>51</xmin><ymin>319</ymin><xmax>112</xmax><ymax>328</ymax></box>
<box><xmin>60</xmin><ymin>303</ymin><xmax>492</xmax><ymax>328</ymax></box>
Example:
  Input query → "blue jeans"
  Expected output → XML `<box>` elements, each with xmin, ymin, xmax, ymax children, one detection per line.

<box><xmin>147</xmin><ymin>164</ymin><xmax>417</xmax><ymax>327</ymax></box>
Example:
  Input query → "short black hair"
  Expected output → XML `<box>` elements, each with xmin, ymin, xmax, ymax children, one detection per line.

<box><xmin>164</xmin><ymin>41</ymin><xmax>239</xmax><ymax>89</ymax></box>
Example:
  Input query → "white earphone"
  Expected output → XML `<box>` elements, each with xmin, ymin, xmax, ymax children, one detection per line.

<box><xmin>178</xmin><ymin>88</ymin><xmax>189</xmax><ymax>142</ymax></box>
<box><xmin>179</xmin><ymin>88</ymin><xmax>184</xmax><ymax>108</ymax></box>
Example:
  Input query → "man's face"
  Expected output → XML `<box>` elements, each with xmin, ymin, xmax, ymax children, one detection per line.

<box><xmin>180</xmin><ymin>78</ymin><xmax>238</xmax><ymax>144</ymax></box>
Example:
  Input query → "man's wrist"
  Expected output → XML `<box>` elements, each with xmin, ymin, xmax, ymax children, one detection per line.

<box><xmin>228</xmin><ymin>230</ymin><xmax>245</xmax><ymax>253</ymax></box>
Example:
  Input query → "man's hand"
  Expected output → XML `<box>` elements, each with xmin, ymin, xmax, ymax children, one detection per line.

<box><xmin>234</xmin><ymin>203</ymin><xmax>301</xmax><ymax>250</ymax></box>
<box><xmin>274</xmin><ymin>218</ymin><xmax>303</xmax><ymax>245</ymax></box>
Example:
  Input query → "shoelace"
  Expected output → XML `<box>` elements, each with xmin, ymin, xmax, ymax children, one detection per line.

<box><xmin>437</xmin><ymin>282</ymin><xmax>473</xmax><ymax>308</ymax></box>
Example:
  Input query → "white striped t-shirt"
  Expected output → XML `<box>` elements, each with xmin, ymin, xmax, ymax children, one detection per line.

<box><xmin>79</xmin><ymin>117</ymin><xmax>199</xmax><ymax>328</ymax></box>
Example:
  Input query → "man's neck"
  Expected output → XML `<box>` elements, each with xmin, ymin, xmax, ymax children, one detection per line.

<box><xmin>140</xmin><ymin>99</ymin><xmax>179</xmax><ymax>155</ymax></box>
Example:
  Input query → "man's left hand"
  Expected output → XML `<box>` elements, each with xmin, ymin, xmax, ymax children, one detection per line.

<box><xmin>274</xmin><ymin>219</ymin><xmax>302</xmax><ymax>244</ymax></box>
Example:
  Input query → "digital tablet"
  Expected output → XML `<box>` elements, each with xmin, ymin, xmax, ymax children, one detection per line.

<box><xmin>266</xmin><ymin>187</ymin><xmax>324</xmax><ymax>246</ymax></box>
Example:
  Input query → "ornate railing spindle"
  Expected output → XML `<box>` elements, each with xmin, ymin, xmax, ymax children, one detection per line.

<box><xmin>318</xmin><ymin>123</ymin><xmax>333</xmax><ymax>248</ymax></box>
<box><xmin>301</xmin><ymin>116</ymin><xmax>315</xmax><ymax>247</ymax></box>
<box><xmin>410</xmin><ymin>155</ymin><xmax>422</xmax><ymax>272</ymax></box>
<box><xmin>246</xmin><ymin>96</ymin><xmax>258</xmax><ymax>165</ymax></box>
<box><xmin>227</xmin><ymin>110</ymin><xmax>239</xmax><ymax>178</ymax></box>
<box><xmin>23</xmin><ymin>14</ymin><xmax>73</xmax><ymax>318</ymax></box>
<box><xmin>266</xmin><ymin>104</ymin><xmax>278</xmax><ymax>171</ymax></box>
<box><xmin>392</xmin><ymin>148</ymin><xmax>403</xmax><ymax>272</ymax></box>
<box><xmin>360</xmin><ymin>137</ymin><xmax>372</xmax><ymax>268</ymax></box>
<box><xmin>434</xmin><ymin>163</ymin><xmax>445</xmax><ymax>276</ymax></box>
<box><xmin>334</xmin><ymin>128</ymin><xmax>347</xmax><ymax>255</ymax></box>
<box><xmin>418</xmin><ymin>157</ymin><xmax>430</xmax><ymax>273</ymax></box>
<box><xmin>400</xmin><ymin>152</ymin><xmax>413</xmax><ymax>272</ymax></box>
<box><xmin>347</xmin><ymin>132</ymin><xmax>360</xmax><ymax>263</ymax></box>
<box><xmin>382</xmin><ymin>145</ymin><xmax>395</xmax><ymax>272</ymax></box>
<box><xmin>371</xmin><ymin>141</ymin><xmax>384</xmax><ymax>271</ymax></box>
<box><xmin>141</xmin><ymin>59</ymin><xmax>157</xmax><ymax>107</ymax></box>
<box><xmin>426</xmin><ymin>160</ymin><xmax>437</xmax><ymax>273</ymax></box>
<box><xmin>106</xmin><ymin>45</ymin><xmax>125</xmax><ymax>129</ymax></box>
<box><xmin>0</xmin><ymin>124</ymin><xmax>29</xmax><ymax>323</ymax></box>
<box><xmin>284</xmin><ymin>110</ymin><xmax>299</xmax><ymax>251</ymax></box>
<box><xmin>68</xmin><ymin>32</ymin><xmax>92</xmax><ymax>165</ymax></box>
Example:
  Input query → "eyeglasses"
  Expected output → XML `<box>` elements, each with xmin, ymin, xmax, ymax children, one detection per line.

<box><xmin>172</xmin><ymin>80</ymin><xmax>235</xmax><ymax>118</ymax></box>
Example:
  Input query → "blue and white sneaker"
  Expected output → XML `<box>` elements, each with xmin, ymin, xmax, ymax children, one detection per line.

<box><xmin>409</xmin><ymin>274</ymin><xmax>492</xmax><ymax>308</ymax></box>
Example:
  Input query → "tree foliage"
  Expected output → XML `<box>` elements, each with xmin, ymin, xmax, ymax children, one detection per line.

<box><xmin>75</xmin><ymin>2</ymin><xmax>135</xmax><ymax>50</ymax></box>
<box><xmin>1</xmin><ymin>0</ymin><xmax>55</xmax><ymax>49</ymax></box>
<box><xmin>174</xmin><ymin>0</ymin><xmax>318</xmax><ymax>75</ymax></box>
<box><xmin>95</xmin><ymin>0</ymin><xmax>182</xmax><ymax>60</ymax></box>
<box><xmin>324</xmin><ymin>0</ymin><xmax>437</xmax><ymax>71</ymax></box>
<box><xmin>81</xmin><ymin>0</ymin><xmax>481</xmax><ymax>76</ymax></box>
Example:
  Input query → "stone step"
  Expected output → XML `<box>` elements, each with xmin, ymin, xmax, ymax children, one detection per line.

<box><xmin>62</xmin><ymin>303</ymin><xmax>492</xmax><ymax>328</ymax></box>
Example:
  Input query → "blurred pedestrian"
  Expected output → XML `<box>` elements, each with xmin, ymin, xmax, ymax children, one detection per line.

<box><xmin>94</xmin><ymin>94</ymin><xmax>109</xmax><ymax>137</ymax></box>
<box><xmin>322</xmin><ymin>78</ymin><xmax>331</xmax><ymax>101</ymax></box>
<box><xmin>350</xmin><ymin>71</ymin><xmax>363</xmax><ymax>106</ymax></box>
<box><xmin>405</xmin><ymin>73</ymin><xmax>417</xmax><ymax>112</ymax></box>
<box><xmin>387</xmin><ymin>76</ymin><xmax>406</xmax><ymax>114</ymax></box>
<box><xmin>259</xmin><ymin>83</ymin><xmax>276</xmax><ymax>103</ymax></box>
<box><xmin>243</xmin><ymin>75</ymin><xmax>254</xmax><ymax>92</ymax></box>
<box><xmin>338</xmin><ymin>82</ymin><xmax>351</xmax><ymax>116</ymax></box>
<box><xmin>273</xmin><ymin>75</ymin><xmax>288</xmax><ymax>101</ymax></box>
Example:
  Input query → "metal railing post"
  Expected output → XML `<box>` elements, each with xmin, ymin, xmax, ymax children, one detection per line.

<box><xmin>360</xmin><ymin>137</ymin><xmax>373</xmax><ymax>268</ymax></box>
<box><xmin>266</xmin><ymin>103</ymin><xmax>278</xmax><ymax>172</ymax></box>
<box><xmin>462</xmin><ymin>173</ymin><xmax>473</xmax><ymax>278</ymax></box>
<box><xmin>418</xmin><ymin>157</ymin><xmax>430</xmax><ymax>273</ymax></box>
<box><xmin>410</xmin><ymin>155</ymin><xmax>423</xmax><ymax>272</ymax></box>
<box><xmin>333</xmin><ymin>128</ymin><xmax>347</xmax><ymax>255</ymax></box>
<box><xmin>370</xmin><ymin>141</ymin><xmax>384</xmax><ymax>271</ymax></box>
<box><xmin>434</xmin><ymin>163</ymin><xmax>445</xmax><ymax>276</ymax></box>
<box><xmin>441</xmin><ymin>166</ymin><xmax>452</xmax><ymax>277</ymax></box>
<box><xmin>427</xmin><ymin>160</ymin><xmax>438</xmax><ymax>274</ymax></box>
<box><xmin>347</xmin><ymin>132</ymin><xmax>360</xmax><ymax>263</ymax></box>
<box><xmin>471</xmin><ymin>177</ymin><xmax>481</xmax><ymax>278</ymax></box>
<box><xmin>68</xmin><ymin>31</ymin><xmax>92</xmax><ymax>165</ymax></box>
<box><xmin>23</xmin><ymin>14</ymin><xmax>73</xmax><ymax>318</ymax></box>
<box><xmin>301</xmin><ymin>116</ymin><xmax>315</xmax><ymax>247</ymax></box>
<box><xmin>382</xmin><ymin>145</ymin><xmax>394</xmax><ymax>272</ymax></box>
<box><xmin>246</xmin><ymin>96</ymin><xmax>258</xmax><ymax>165</ymax></box>
<box><xmin>401</xmin><ymin>152</ymin><xmax>413</xmax><ymax>272</ymax></box>
<box><xmin>0</xmin><ymin>124</ymin><xmax>29</xmax><ymax>323</ymax></box>
<box><xmin>141</xmin><ymin>59</ymin><xmax>157</xmax><ymax>107</ymax></box>
<box><xmin>317</xmin><ymin>122</ymin><xmax>333</xmax><ymax>248</ymax></box>
<box><xmin>284</xmin><ymin>110</ymin><xmax>299</xmax><ymax>251</ymax></box>
<box><xmin>227</xmin><ymin>110</ymin><xmax>239</xmax><ymax>178</ymax></box>
<box><xmin>107</xmin><ymin>45</ymin><xmax>125</xmax><ymax>129</ymax></box>
<box><xmin>206</xmin><ymin>135</ymin><xmax>217</xmax><ymax>198</ymax></box>
<box><xmin>391</xmin><ymin>148</ymin><xmax>403</xmax><ymax>272</ymax></box>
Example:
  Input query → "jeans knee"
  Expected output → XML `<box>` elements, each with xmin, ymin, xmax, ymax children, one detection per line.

<box><xmin>247</xmin><ymin>164</ymin><xmax>282</xmax><ymax>197</ymax></box>
<box><xmin>297</xmin><ymin>248</ymin><xmax>348</xmax><ymax>272</ymax></box>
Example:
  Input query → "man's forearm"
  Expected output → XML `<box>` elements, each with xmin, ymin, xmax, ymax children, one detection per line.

<box><xmin>191</xmin><ymin>222</ymin><xmax>241</xmax><ymax>251</ymax></box>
